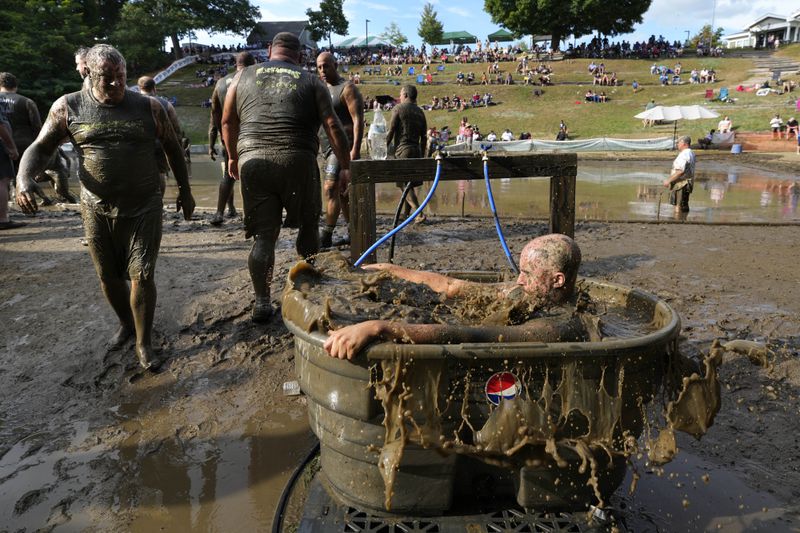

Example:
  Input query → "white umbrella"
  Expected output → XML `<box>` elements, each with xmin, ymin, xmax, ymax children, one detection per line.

<box><xmin>635</xmin><ymin>105</ymin><xmax>719</xmax><ymax>147</ymax></box>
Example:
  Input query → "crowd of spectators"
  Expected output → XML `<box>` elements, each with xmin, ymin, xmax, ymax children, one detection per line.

<box><xmin>649</xmin><ymin>62</ymin><xmax>717</xmax><ymax>86</ymax></box>
<box><xmin>424</xmin><ymin>92</ymin><xmax>494</xmax><ymax>111</ymax></box>
<box><xmin>564</xmin><ymin>35</ymin><xmax>684</xmax><ymax>59</ymax></box>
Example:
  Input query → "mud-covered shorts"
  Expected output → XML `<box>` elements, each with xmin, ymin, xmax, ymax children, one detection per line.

<box><xmin>322</xmin><ymin>153</ymin><xmax>342</xmax><ymax>181</ymax></box>
<box><xmin>82</xmin><ymin>206</ymin><xmax>163</xmax><ymax>281</ymax></box>
<box><xmin>394</xmin><ymin>145</ymin><xmax>423</xmax><ymax>188</ymax></box>
<box><xmin>669</xmin><ymin>182</ymin><xmax>692</xmax><ymax>213</ymax></box>
<box><xmin>239</xmin><ymin>151</ymin><xmax>321</xmax><ymax>238</ymax></box>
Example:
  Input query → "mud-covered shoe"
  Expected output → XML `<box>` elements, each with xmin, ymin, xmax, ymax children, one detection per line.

<box><xmin>226</xmin><ymin>207</ymin><xmax>237</xmax><ymax>218</ymax></box>
<box><xmin>332</xmin><ymin>235</ymin><xmax>351</xmax><ymax>247</ymax></box>
<box><xmin>210</xmin><ymin>212</ymin><xmax>224</xmax><ymax>226</ymax></box>
<box><xmin>320</xmin><ymin>231</ymin><xmax>333</xmax><ymax>250</ymax></box>
<box><xmin>252</xmin><ymin>298</ymin><xmax>273</xmax><ymax>323</ymax></box>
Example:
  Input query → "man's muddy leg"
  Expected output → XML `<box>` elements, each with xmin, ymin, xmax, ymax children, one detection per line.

<box><xmin>212</xmin><ymin>177</ymin><xmax>236</xmax><ymax>224</ymax></box>
<box><xmin>130</xmin><ymin>278</ymin><xmax>157</xmax><ymax>369</ymax></box>
<box><xmin>320</xmin><ymin>177</ymin><xmax>340</xmax><ymax>249</ymax></box>
<box><xmin>249</xmin><ymin>230</ymin><xmax>279</xmax><ymax>322</ymax></box>
<box><xmin>99</xmin><ymin>276</ymin><xmax>135</xmax><ymax>350</ymax></box>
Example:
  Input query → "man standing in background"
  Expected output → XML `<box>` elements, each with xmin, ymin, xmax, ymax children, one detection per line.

<box><xmin>208</xmin><ymin>51</ymin><xmax>255</xmax><ymax>225</ymax></box>
<box><xmin>315</xmin><ymin>51</ymin><xmax>364</xmax><ymax>249</ymax></box>
<box><xmin>386</xmin><ymin>85</ymin><xmax>428</xmax><ymax>223</ymax></box>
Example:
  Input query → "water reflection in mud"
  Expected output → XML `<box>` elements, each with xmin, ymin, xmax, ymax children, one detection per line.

<box><xmin>170</xmin><ymin>158</ymin><xmax>799</xmax><ymax>224</ymax></box>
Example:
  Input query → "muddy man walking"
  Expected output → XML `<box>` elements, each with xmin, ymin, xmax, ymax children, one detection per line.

<box><xmin>15</xmin><ymin>44</ymin><xmax>195</xmax><ymax>370</ymax></box>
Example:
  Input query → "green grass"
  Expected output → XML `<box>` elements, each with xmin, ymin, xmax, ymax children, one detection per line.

<box><xmin>167</xmin><ymin>53</ymin><xmax>799</xmax><ymax>145</ymax></box>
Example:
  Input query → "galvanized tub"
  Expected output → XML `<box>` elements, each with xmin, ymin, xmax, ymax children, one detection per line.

<box><xmin>282</xmin><ymin>267</ymin><xmax>680</xmax><ymax>515</ymax></box>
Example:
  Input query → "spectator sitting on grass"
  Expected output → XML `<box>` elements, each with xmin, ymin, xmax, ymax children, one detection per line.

<box><xmin>501</xmin><ymin>128</ymin><xmax>514</xmax><ymax>141</ymax></box>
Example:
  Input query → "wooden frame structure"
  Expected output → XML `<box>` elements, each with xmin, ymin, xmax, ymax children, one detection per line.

<box><xmin>348</xmin><ymin>153</ymin><xmax>578</xmax><ymax>263</ymax></box>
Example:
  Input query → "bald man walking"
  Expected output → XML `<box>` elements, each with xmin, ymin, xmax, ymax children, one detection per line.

<box><xmin>316</xmin><ymin>51</ymin><xmax>364</xmax><ymax>248</ymax></box>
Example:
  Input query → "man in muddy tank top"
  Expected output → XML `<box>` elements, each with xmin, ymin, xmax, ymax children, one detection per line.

<box><xmin>315</xmin><ymin>51</ymin><xmax>364</xmax><ymax>249</ymax></box>
<box><xmin>222</xmin><ymin>32</ymin><xmax>352</xmax><ymax>322</ymax></box>
<box><xmin>208</xmin><ymin>51</ymin><xmax>256</xmax><ymax>225</ymax></box>
<box><xmin>15</xmin><ymin>44</ymin><xmax>196</xmax><ymax>370</ymax></box>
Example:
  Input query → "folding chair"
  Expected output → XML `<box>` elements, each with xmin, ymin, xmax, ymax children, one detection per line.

<box><xmin>416</xmin><ymin>74</ymin><xmax>425</xmax><ymax>84</ymax></box>
<box><xmin>704</xmin><ymin>88</ymin><xmax>714</xmax><ymax>99</ymax></box>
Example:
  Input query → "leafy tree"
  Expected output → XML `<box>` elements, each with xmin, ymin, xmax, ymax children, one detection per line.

<box><xmin>0</xmin><ymin>0</ymin><xmax>93</xmax><ymax>110</ymax></box>
<box><xmin>78</xmin><ymin>0</ymin><xmax>126</xmax><ymax>39</ymax></box>
<box><xmin>690</xmin><ymin>24</ymin><xmax>724</xmax><ymax>49</ymax></box>
<box><xmin>306</xmin><ymin>0</ymin><xmax>348</xmax><ymax>50</ymax></box>
<box><xmin>123</xmin><ymin>0</ymin><xmax>260</xmax><ymax>59</ymax></box>
<box><xmin>417</xmin><ymin>3</ymin><xmax>443</xmax><ymax>48</ymax></box>
<box><xmin>380</xmin><ymin>21</ymin><xmax>408</xmax><ymax>48</ymax></box>
<box><xmin>483</xmin><ymin>0</ymin><xmax>652</xmax><ymax>51</ymax></box>
<box><xmin>111</xmin><ymin>1</ymin><xmax>170</xmax><ymax>75</ymax></box>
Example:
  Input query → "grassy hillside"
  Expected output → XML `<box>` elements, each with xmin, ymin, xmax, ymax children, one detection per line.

<box><xmin>162</xmin><ymin>51</ymin><xmax>799</xmax><ymax>145</ymax></box>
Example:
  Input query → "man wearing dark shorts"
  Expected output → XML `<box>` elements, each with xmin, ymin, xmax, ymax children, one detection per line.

<box><xmin>138</xmin><ymin>76</ymin><xmax>183</xmax><ymax>196</ymax></box>
<box><xmin>0</xmin><ymin>114</ymin><xmax>22</xmax><ymax>229</ymax></box>
<box><xmin>222</xmin><ymin>32</ymin><xmax>352</xmax><ymax>322</ymax></box>
<box><xmin>208</xmin><ymin>51</ymin><xmax>255</xmax><ymax>225</ymax></box>
<box><xmin>387</xmin><ymin>85</ymin><xmax>428</xmax><ymax>222</ymax></box>
<box><xmin>316</xmin><ymin>51</ymin><xmax>364</xmax><ymax>248</ymax></box>
<box><xmin>663</xmin><ymin>135</ymin><xmax>695</xmax><ymax>220</ymax></box>
<box><xmin>15</xmin><ymin>44</ymin><xmax>195</xmax><ymax>370</ymax></box>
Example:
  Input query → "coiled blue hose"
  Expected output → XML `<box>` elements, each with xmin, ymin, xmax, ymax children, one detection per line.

<box><xmin>354</xmin><ymin>158</ymin><xmax>443</xmax><ymax>267</ymax></box>
<box><xmin>483</xmin><ymin>155</ymin><xmax>519</xmax><ymax>274</ymax></box>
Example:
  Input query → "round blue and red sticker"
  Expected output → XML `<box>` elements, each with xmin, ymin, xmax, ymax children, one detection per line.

<box><xmin>484</xmin><ymin>371</ymin><xmax>521</xmax><ymax>405</ymax></box>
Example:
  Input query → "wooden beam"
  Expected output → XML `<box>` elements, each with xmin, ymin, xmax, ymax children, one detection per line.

<box><xmin>350</xmin><ymin>153</ymin><xmax>577</xmax><ymax>184</ymax></box>
<box><xmin>349</xmin><ymin>154</ymin><xmax>577</xmax><ymax>262</ymax></box>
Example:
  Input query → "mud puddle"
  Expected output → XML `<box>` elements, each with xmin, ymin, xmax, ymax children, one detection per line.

<box><xmin>619</xmin><ymin>447</ymin><xmax>797</xmax><ymax>532</ymax></box>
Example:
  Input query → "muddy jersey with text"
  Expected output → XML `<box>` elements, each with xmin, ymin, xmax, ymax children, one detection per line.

<box><xmin>235</xmin><ymin>61</ymin><xmax>322</xmax><ymax>156</ymax></box>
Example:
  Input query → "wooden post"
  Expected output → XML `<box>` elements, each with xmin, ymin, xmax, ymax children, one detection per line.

<box><xmin>549</xmin><ymin>173</ymin><xmax>576</xmax><ymax>237</ymax></box>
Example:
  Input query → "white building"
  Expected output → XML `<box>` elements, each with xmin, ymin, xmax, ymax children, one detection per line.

<box><xmin>722</xmin><ymin>10</ymin><xmax>800</xmax><ymax>49</ymax></box>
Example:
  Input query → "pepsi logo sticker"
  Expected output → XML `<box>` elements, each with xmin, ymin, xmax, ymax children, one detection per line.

<box><xmin>485</xmin><ymin>371</ymin><xmax>521</xmax><ymax>405</ymax></box>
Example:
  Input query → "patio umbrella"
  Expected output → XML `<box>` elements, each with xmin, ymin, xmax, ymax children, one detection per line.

<box><xmin>635</xmin><ymin>105</ymin><xmax>720</xmax><ymax>147</ymax></box>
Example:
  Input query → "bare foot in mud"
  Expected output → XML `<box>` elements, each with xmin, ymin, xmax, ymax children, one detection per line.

<box><xmin>135</xmin><ymin>344</ymin><xmax>161</xmax><ymax>371</ymax></box>
<box><xmin>106</xmin><ymin>325</ymin><xmax>134</xmax><ymax>351</ymax></box>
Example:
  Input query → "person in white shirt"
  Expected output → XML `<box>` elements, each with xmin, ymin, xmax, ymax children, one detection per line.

<box><xmin>663</xmin><ymin>135</ymin><xmax>696</xmax><ymax>218</ymax></box>
<box><xmin>501</xmin><ymin>129</ymin><xmax>513</xmax><ymax>141</ymax></box>
<box><xmin>717</xmin><ymin>116</ymin><xmax>732</xmax><ymax>133</ymax></box>
<box><xmin>486</xmin><ymin>131</ymin><xmax>497</xmax><ymax>142</ymax></box>
<box><xmin>770</xmin><ymin>114</ymin><xmax>783</xmax><ymax>139</ymax></box>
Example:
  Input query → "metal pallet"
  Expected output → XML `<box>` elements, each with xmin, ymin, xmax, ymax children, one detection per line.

<box><xmin>297</xmin><ymin>479</ymin><xmax>624</xmax><ymax>533</ymax></box>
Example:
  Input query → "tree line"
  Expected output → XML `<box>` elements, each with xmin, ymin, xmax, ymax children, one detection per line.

<box><xmin>0</xmin><ymin>0</ymin><xmax>259</xmax><ymax>109</ymax></box>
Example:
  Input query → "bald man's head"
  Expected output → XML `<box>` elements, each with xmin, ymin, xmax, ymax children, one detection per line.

<box><xmin>316</xmin><ymin>51</ymin><xmax>338</xmax><ymax>84</ymax></box>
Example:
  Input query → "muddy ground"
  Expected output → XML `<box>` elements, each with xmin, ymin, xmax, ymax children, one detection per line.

<box><xmin>1</xmin><ymin>174</ymin><xmax>800</xmax><ymax>531</ymax></box>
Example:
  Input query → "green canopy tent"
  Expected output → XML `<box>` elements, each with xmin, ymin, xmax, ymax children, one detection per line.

<box><xmin>432</xmin><ymin>31</ymin><xmax>477</xmax><ymax>46</ymax></box>
<box><xmin>487</xmin><ymin>29</ymin><xmax>516</xmax><ymax>42</ymax></box>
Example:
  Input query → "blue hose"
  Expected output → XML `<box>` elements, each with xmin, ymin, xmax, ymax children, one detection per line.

<box><xmin>483</xmin><ymin>156</ymin><xmax>519</xmax><ymax>274</ymax></box>
<box><xmin>354</xmin><ymin>158</ymin><xmax>443</xmax><ymax>267</ymax></box>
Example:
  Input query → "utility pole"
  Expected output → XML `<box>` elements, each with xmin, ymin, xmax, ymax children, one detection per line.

<box><xmin>366</xmin><ymin>19</ymin><xmax>370</xmax><ymax>48</ymax></box>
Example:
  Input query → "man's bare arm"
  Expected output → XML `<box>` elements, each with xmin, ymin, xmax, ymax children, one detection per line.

<box><xmin>342</xmin><ymin>83</ymin><xmax>364</xmax><ymax>160</ymax></box>
<box><xmin>386</xmin><ymin>108</ymin><xmax>398</xmax><ymax>147</ymax></box>
<box><xmin>363</xmin><ymin>263</ymin><xmax>476</xmax><ymax>298</ymax></box>
<box><xmin>27</xmin><ymin>100</ymin><xmax>43</xmax><ymax>139</ymax></box>
<box><xmin>16</xmin><ymin>97</ymin><xmax>69</xmax><ymax>213</ymax></box>
<box><xmin>151</xmin><ymin>99</ymin><xmax>195</xmax><ymax>220</ymax></box>
<box><xmin>221</xmin><ymin>71</ymin><xmax>241</xmax><ymax>179</ymax></box>
<box><xmin>208</xmin><ymin>88</ymin><xmax>222</xmax><ymax>159</ymax></box>
<box><xmin>324</xmin><ymin>316</ymin><xmax>585</xmax><ymax>360</ymax></box>
<box><xmin>418</xmin><ymin>110</ymin><xmax>428</xmax><ymax>156</ymax></box>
